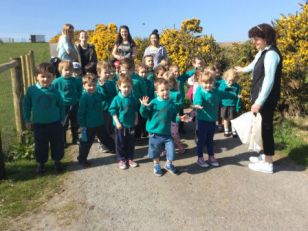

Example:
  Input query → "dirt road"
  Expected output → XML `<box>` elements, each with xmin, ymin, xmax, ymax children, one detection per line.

<box><xmin>6</xmin><ymin>124</ymin><xmax>308</xmax><ymax>231</ymax></box>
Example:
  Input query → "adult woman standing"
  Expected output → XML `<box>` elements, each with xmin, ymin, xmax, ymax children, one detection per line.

<box><xmin>57</xmin><ymin>24</ymin><xmax>78</xmax><ymax>62</ymax></box>
<box><xmin>143</xmin><ymin>29</ymin><xmax>168</xmax><ymax>68</ymax></box>
<box><xmin>112</xmin><ymin>25</ymin><xmax>137</xmax><ymax>64</ymax></box>
<box><xmin>235</xmin><ymin>23</ymin><xmax>282</xmax><ymax>174</ymax></box>
<box><xmin>77</xmin><ymin>30</ymin><xmax>98</xmax><ymax>74</ymax></box>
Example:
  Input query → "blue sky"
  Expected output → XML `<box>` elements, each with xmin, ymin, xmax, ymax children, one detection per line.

<box><xmin>0</xmin><ymin>0</ymin><xmax>304</xmax><ymax>42</ymax></box>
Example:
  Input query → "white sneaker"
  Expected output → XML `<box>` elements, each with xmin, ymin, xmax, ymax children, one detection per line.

<box><xmin>249</xmin><ymin>154</ymin><xmax>265</xmax><ymax>163</ymax></box>
<box><xmin>248</xmin><ymin>161</ymin><xmax>273</xmax><ymax>174</ymax></box>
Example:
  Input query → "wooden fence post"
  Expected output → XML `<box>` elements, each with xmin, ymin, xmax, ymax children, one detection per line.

<box><xmin>0</xmin><ymin>128</ymin><xmax>5</xmax><ymax>180</ymax></box>
<box><xmin>29</xmin><ymin>50</ymin><xmax>35</xmax><ymax>84</ymax></box>
<box><xmin>10</xmin><ymin>57</ymin><xmax>25</xmax><ymax>143</ymax></box>
<box><xmin>20</xmin><ymin>55</ymin><xmax>28</xmax><ymax>94</ymax></box>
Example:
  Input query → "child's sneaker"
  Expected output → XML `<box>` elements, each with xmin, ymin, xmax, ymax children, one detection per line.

<box><xmin>118</xmin><ymin>160</ymin><xmax>127</xmax><ymax>170</ymax></box>
<box><xmin>153</xmin><ymin>164</ymin><xmax>163</xmax><ymax>176</ymax></box>
<box><xmin>196</xmin><ymin>158</ymin><xmax>209</xmax><ymax>168</ymax></box>
<box><xmin>208</xmin><ymin>156</ymin><xmax>219</xmax><ymax>167</ymax></box>
<box><xmin>128</xmin><ymin>160</ymin><xmax>138</xmax><ymax>168</ymax></box>
<box><xmin>98</xmin><ymin>144</ymin><xmax>109</xmax><ymax>153</ymax></box>
<box><xmin>164</xmin><ymin>162</ymin><xmax>179</xmax><ymax>175</ymax></box>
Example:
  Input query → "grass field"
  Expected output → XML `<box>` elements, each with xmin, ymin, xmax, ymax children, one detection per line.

<box><xmin>0</xmin><ymin>43</ymin><xmax>50</xmax><ymax>152</ymax></box>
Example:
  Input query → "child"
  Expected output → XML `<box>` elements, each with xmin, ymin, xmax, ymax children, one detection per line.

<box><xmin>135</xmin><ymin>63</ymin><xmax>154</xmax><ymax>138</ymax></box>
<box><xmin>72</xmin><ymin>62</ymin><xmax>83</xmax><ymax>80</ymax></box>
<box><xmin>143</xmin><ymin>54</ymin><xmax>154</xmax><ymax>83</ymax></box>
<box><xmin>163</xmin><ymin>72</ymin><xmax>186</xmax><ymax>154</ymax></box>
<box><xmin>154</xmin><ymin>65</ymin><xmax>167</xmax><ymax>79</ymax></box>
<box><xmin>96</xmin><ymin>61</ymin><xmax>117</xmax><ymax>151</ymax></box>
<box><xmin>109</xmin><ymin>74</ymin><xmax>139</xmax><ymax>169</ymax></box>
<box><xmin>193</xmin><ymin>71</ymin><xmax>239</xmax><ymax>168</ymax></box>
<box><xmin>52</xmin><ymin>61</ymin><xmax>82</xmax><ymax>147</ymax></box>
<box><xmin>218</xmin><ymin>68</ymin><xmax>241</xmax><ymax>137</ymax></box>
<box><xmin>78</xmin><ymin>73</ymin><xmax>115</xmax><ymax>167</ymax></box>
<box><xmin>140</xmin><ymin>78</ymin><xmax>189</xmax><ymax>176</ymax></box>
<box><xmin>23</xmin><ymin>63</ymin><xmax>65</xmax><ymax>174</ymax></box>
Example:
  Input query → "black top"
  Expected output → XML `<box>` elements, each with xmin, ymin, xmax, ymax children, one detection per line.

<box><xmin>251</xmin><ymin>46</ymin><xmax>282</xmax><ymax>105</ymax></box>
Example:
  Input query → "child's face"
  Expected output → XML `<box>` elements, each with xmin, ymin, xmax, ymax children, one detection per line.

<box><xmin>156</xmin><ymin>83</ymin><xmax>169</xmax><ymax>100</ymax></box>
<box><xmin>99</xmin><ymin>68</ymin><xmax>109</xmax><ymax>81</ymax></box>
<box><xmin>193</xmin><ymin>59</ymin><xmax>203</xmax><ymax>70</ymax></box>
<box><xmin>72</xmin><ymin>69</ymin><xmax>81</xmax><ymax>77</ymax></box>
<box><xmin>118</xmin><ymin>82</ymin><xmax>132</xmax><ymax>97</ymax></box>
<box><xmin>61</xmin><ymin>66</ymin><xmax>71</xmax><ymax>77</ymax></box>
<box><xmin>200</xmin><ymin>81</ymin><xmax>214</xmax><ymax>92</ymax></box>
<box><xmin>83</xmin><ymin>82</ymin><xmax>96</xmax><ymax>93</ymax></box>
<box><xmin>226</xmin><ymin>76</ymin><xmax>235</xmax><ymax>86</ymax></box>
<box><xmin>144</xmin><ymin>57</ymin><xmax>154</xmax><ymax>69</ymax></box>
<box><xmin>119</xmin><ymin>66</ymin><xmax>129</xmax><ymax>75</ymax></box>
<box><xmin>170</xmin><ymin>67</ymin><xmax>179</xmax><ymax>77</ymax></box>
<box><xmin>138</xmin><ymin>68</ymin><xmax>146</xmax><ymax>78</ymax></box>
<box><xmin>37</xmin><ymin>73</ymin><xmax>54</xmax><ymax>87</ymax></box>
<box><xmin>79</xmin><ymin>32</ymin><xmax>88</xmax><ymax>43</ymax></box>
<box><xmin>156</xmin><ymin>70</ymin><xmax>165</xmax><ymax>79</ymax></box>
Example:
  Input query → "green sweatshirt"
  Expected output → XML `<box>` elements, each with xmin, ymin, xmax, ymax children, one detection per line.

<box><xmin>218</xmin><ymin>80</ymin><xmax>241</xmax><ymax>111</ymax></box>
<box><xmin>193</xmin><ymin>86</ymin><xmax>237</xmax><ymax>122</ymax></box>
<box><xmin>23</xmin><ymin>83</ymin><xmax>65</xmax><ymax>124</ymax></box>
<box><xmin>131</xmin><ymin>73</ymin><xmax>147</xmax><ymax>101</ymax></box>
<box><xmin>177</xmin><ymin>68</ymin><xmax>195</xmax><ymax>99</ymax></box>
<box><xmin>140</xmin><ymin>97</ymin><xmax>177</xmax><ymax>136</ymax></box>
<box><xmin>109</xmin><ymin>92</ymin><xmax>138</xmax><ymax>128</ymax></box>
<box><xmin>146</xmin><ymin>70</ymin><xmax>155</xmax><ymax>84</ymax></box>
<box><xmin>96</xmin><ymin>80</ymin><xmax>117</xmax><ymax>111</ymax></box>
<box><xmin>78</xmin><ymin>91</ymin><xmax>105</xmax><ymax>128</ymax></box>
<box><xmin>169</xmin><ymin>89</ymin><xmax>183</xmax><ymax>112</ymax></box>
<box><xmin>138</xmin><ymin>75</ymin><xmax>155</xmax><ymax>100</ymax></box>
<box><xmin>52</xmin><ymin>76</ymin><xmax>83</xmax><ymax>106</ymax></box>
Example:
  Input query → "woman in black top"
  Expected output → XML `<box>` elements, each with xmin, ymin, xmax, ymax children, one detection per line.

<box><xmin>77</xmin><ymin>30</ymin><xmax>98</xmax><ymax>74</ymax></box>
<box><xmin>235</xmin><ymin>23</ymin><xmax>282</xmax><ymax>174</ymax></box>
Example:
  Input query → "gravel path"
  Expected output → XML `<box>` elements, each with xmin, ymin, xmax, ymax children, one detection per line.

<box><xmin>6</xmin><ymin>123</ymin><xmax>308</xmax><ymax>231</ymax></box>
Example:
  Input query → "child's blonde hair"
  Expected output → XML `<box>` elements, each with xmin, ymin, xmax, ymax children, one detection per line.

<box><xmin>135</xmin><ymin>63</ymin><xmax>147</xmax><ymax>72</ymax></box>
<box><xmin>62</xmin><ymin>24</ymin><xmax>74</xmax><ymax>42</ymax></box>
<box><xmin>198</xmin><ymin>70</ymin><xmax>215</xmax><ymax>84</ymax></box>
<box><xmin>58</xmin><ymin>60</ymin><xmax>73</xmax><ymax>74</ymax></box>
<box><xmin>96</xmin><ymin>61</ymin><xmax>110</xmax><ymax>74</ymax></box>
<box><xmin>154</xmin><ymin>78</ymin><xmax>169</xmax><ymax>90</ymax></box>
<box><xmin>223</xmin><ymin>68</ymin><xmax>238</xmax><ymax>80</ymax></box>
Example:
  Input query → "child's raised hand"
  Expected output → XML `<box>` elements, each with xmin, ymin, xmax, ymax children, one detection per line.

<box><xmin>192</xmin><ymin>104</ymin><xmax>203</xmax><ymax>110</ymax></box>
<box><xmin>139</xmin><ymin>96</ymin><xmax>150</xmax><ymax>106</ymax></box>
<box><xmin>180</xmin><ymin>114</ymin><xmax>192</xmax><ymax>123</ymax></box>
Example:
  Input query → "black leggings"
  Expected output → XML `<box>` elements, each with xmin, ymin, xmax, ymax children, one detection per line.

<box><xmin>259</xmin><ymin>103</ymin><xmax>277</xmax><ymax>156</ymax></box>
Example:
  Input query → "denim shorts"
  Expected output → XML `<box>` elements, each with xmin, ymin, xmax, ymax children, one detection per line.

<box><xmin>148</xmin><ymin>134</ymin><xmax>175</xmax><ymax>160</ymax></box>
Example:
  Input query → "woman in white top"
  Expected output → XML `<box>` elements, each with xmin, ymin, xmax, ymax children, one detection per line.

<box><xmin>143</xmin><ymin>29</ymin><xmax>168</xmax><ymax>68</ymax></box>
<box><xmin>57</xmin><ymin>24</ymin><xmax>78</xmax><ymax>62</ymax></box>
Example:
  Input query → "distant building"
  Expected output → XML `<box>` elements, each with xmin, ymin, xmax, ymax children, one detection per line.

<box><xmin>30</xmin><ymin>35</ymin><xmax>45</xmax><ymax>43</ymax></box>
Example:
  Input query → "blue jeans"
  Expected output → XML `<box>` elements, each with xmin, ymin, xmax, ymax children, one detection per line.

<box><xmin>148</xmin><ymin>134</ymin><xmax>175</xmax><ymax>161</ymax></box>
<box><xmin>197</xmin><ymin>120</ymin><xmax>216</xmax><ymax>157</ymax></box>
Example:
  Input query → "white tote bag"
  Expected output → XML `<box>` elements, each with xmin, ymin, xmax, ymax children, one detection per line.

<box><xmin>231</xmin><ymin>112</ymin><xmax>263</xmax><ymax>152</ymax></box>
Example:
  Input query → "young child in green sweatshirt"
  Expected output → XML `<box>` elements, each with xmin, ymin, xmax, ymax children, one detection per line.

<box><xmin>78</xmin><ymin>73</ymin><xmax>115</xmax><ymax>167</ymax></box>
<box><xmin>96</xmin><ymin>61</ymin><xmax>117</xmax><ymax>152</ymax></box>
<box><xmin>163</xmin><ymin>71</ymin><xmax>186</xmax><ymax>154</ymax></box>
<box><xmin>23</xmin><ymin>63</ymin><xmax>65</xmax><ymax>174</ymax></box>
<box><xmin>52</xmin><ymin>60</ymin><xmax>82</xmax><ymax>147</ymax></box>
<box><xmin>193</xmin><ymin>71</ymin><xmax>240</xmax><ymax>168</ymax></box>
<box><xmin>109</xmin><ymin>74</ymin><xmax>139</xmax><ymax>170</ymax></box>
<box><xmin>140</xmin><ymin>78</ymin><xmax>190</xmax><ymax>177</ymax></box>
